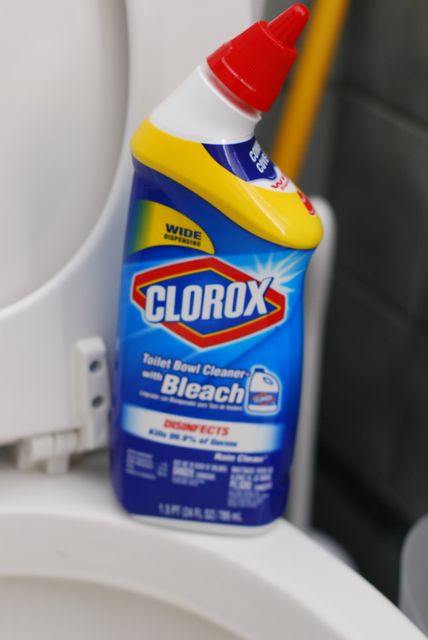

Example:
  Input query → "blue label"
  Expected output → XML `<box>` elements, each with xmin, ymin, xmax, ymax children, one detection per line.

<box><xmin>111</xmin><ymin>141</ymin><xmax>314</xmax><ymax>528</ymax></box>
<box><xmin>204</xmin><ymin>137</ymin><xmax>277</xmax><ymax>183</ymax></box>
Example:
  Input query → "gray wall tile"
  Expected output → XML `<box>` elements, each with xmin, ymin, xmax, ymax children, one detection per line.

<box><xmin>310</xmin><ymin>0</ymin><xmax>428</xmax><ymax>598</ymax></box>
<box><xmin>313</xmin><ymin>460</ymin><xmax>405</xmax><ymax>602</ymax></box>
<box><xmin>299</xmin><ymin>88</ymin><xmax>340</xmax><ymax>195</ymax></box>
<box><xmin>320</xmin><ymin>272</ymin><xmax>408</xmax><ymax>488</ymax></box>
<box><xmin>263</xmin><ymin>0</ymin><xmax>310</xmax><ymax>22</ymax></box>
<box><xmin>419</xmin><ymin>288</ymin><xmax>428</xmax><ymax>331</ymax></box>
<box><xmin>393</xmin><ymin>335</ymin><xmax>428</xmax><ymax>520</ymax></box>
<box><xmin>343</xmin><ymin>0</ymin><xmax>428</xmax><ymax>125</ymax></box>
<box><xmin>411</xmin><ymin>217</ymin><xmax>428</xmax><ymax>330</ymax></box>
<box><xmin>330</xmin><ymin>94</ymin><xmax>428</xmax><ymax>312</ymax></box>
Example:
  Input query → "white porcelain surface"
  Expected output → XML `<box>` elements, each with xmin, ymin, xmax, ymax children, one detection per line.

<box><xmin>400</xmin><ymin>514</ymin><xmax>428</xmax><ymax>634</ymax></box>
<box><xmin>0</xmin><ymin>578</ymin><xmax>238</xmax><ymax>640</ymax></box>
<box><xmin>0</xmin><ymin>453</ymin><xmax>423</xmax><ymax>640</ymax></box>
<box><xmin>0</xmin><ymin>0</ymin><xmax>255</xmax><ymax>447</ymax></box>
<box><xmin>0</xmin><ymin>0</ymin><xmax>128</xmax><ymax>308</ymax></box>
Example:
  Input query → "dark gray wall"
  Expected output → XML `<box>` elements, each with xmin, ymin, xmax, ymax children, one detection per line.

<box><xmin>316</xmin><ymin>0</ymin><xmax>428</xmax><ymax>601</ymax></box>
<box><xmin>259</xmin><ymin>0</ymin><xmax>428</xmax><ymax>601</ymax></box>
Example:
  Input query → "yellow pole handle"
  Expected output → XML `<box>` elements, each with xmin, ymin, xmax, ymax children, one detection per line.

<box><xmin>271</xmin><ymin>0</ymin><xmax>350</xmax><ymax>183</ymax></box>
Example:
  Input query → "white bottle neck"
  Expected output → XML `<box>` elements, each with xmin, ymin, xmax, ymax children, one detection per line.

<box><xmin>150</xmin><ymin>65</ymin><xmax>261</xmax><ymax>144</ymax></box>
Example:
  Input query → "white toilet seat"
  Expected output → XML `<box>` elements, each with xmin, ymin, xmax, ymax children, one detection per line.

<box><xmin>0</xmin><ymin>453</ymin><xmax>422</xmax><ymax>640</ymax></box>
<box><xmin>0</xmin><ymin>0</ymin><xmax>258</xmax><ymax>464</ymax></box>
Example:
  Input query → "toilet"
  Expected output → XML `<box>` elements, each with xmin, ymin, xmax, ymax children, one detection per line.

<box><xmin>0</xmin><ymin>1</ymin><xmax>424</xmax><ymax>638</ymax></box>
<box><xmin>0</xmin><ymin>450</ymin><xmax>424</xmax><ymax>640</ymax></box>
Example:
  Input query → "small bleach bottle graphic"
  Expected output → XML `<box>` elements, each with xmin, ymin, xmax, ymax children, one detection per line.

<box><xmin>245</xmin><ymin>367</ymin><xmax>280</xmax><ymax>415</ymax></box>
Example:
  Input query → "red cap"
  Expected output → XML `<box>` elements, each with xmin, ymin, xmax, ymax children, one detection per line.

<box><xmin>207</xmin><ymin>4</ymin><xmax>309</xmax><ymax>112</ymax></box>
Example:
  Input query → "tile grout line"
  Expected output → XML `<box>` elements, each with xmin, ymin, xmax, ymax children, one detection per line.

<box><xmin>334</xmin><ymin>262</ymin><xmax>410</xmax><ymax>331</ymax></box>
<box><xmin>336</xmin><ymin>81</ymin><xmax>428</xmax><ymax>143</ymax></box>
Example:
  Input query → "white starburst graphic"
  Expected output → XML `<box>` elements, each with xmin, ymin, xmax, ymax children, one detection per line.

<box><xmin>252</xmin><ymin>251</ymin><xmax>309</xmax><ymax>295</ymax></box>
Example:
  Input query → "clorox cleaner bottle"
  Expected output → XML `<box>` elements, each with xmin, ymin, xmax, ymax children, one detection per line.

<box><xmin>111</xmin><ymin>4</ymin><xmax>323</xmax><ymax>533</ymax></box>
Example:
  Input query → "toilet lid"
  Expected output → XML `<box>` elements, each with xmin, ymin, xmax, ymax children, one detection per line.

<box><xmin>0</xmin><ymin>0</ymin><xmax>128</xmax><ymax>308</ymax></box>
<box><xmin>0</xmin><ymin>453</ymin><xmax>423</xmax><ymax>640</ymax></box>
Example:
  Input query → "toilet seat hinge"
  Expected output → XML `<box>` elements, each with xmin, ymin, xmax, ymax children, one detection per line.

<box><xmin>72</xmin><ymin>337</ymin><xmax>111</xmax><ymax>454</ymax></box>
<box><xmin>14</xmin><ymin>337</ymin><xmax>111</xmax><ymax>475</ymax></box>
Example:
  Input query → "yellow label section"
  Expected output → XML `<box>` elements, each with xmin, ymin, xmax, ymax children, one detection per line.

<box><xmin>131</xmin><ymin>120</ymin><xmax>323</xmax><ymax>250</ymax></box>
<box><xmin>132</xmin><ymin>201</ymin><xmax>214</xmax><ymax>254</ymax></box>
